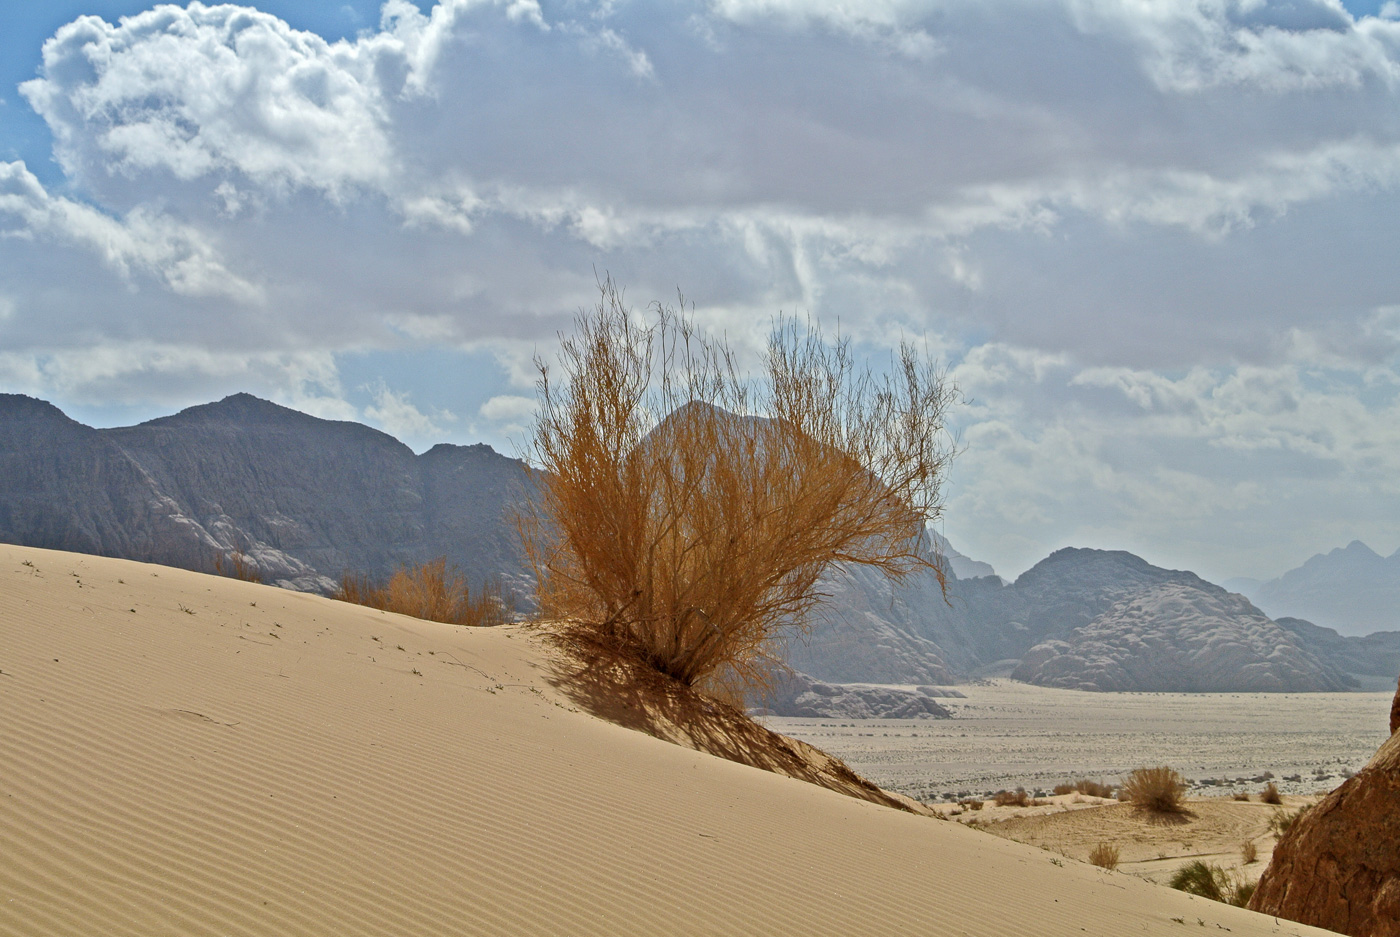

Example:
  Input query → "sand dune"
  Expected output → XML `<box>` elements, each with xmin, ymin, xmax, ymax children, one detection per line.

<box><xmin>0</xmin><ymin>545</ymin><xmax>1340</xmax><ymax>936</ymax></box>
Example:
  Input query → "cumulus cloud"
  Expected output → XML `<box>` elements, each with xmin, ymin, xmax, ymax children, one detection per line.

<box><xmin>0</xmin><ymin>160</ymin><xmax>258</xmax><ymax>300</ymax></box>
<box><xmin>363</xmin><ymin>379</ymin><xmax>455</xmax><ymax>441</ymax></box>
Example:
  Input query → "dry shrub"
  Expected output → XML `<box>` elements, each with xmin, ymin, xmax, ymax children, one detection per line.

<box><xmin>520</xmin><ymin>279</ymin><xmax>957</xmax><ymax>698</ymax></box>
<box><xmin>1260</xmin><ymin>781</ymin><xmax>1283</xmax><ymax>804</ymax></box>
<box><xmin>993</xmin><ymin>788</ymin><xmax>1031</xmax><ymax>807</ymax></box>
<box><xmin>1233</xmin><ymin>790</ymin><xmax>1252</xmax><ymax>801</ymax></box>
<box><xmin>1052</xmin><ymin>783</ymin><xmax>1075</xmax><ymax>796</ymax></box>
<box><xmin>1122</xmin><ymin>766</ymin><xmax>1187</xmax><ymax>813</ymax></box>
<box><xmin>1075</xmin><ymin>779</ymin><xmax>1114</xmax><ymax>799</ymax></box>
<box><xmin>1268</xmin><ymin>804</ymin><xmax>1312</xmax><ymax>838</ymax></box>
<box><xmin>1169</xmin><ymin>861</ymin><xmax>1255</xmax><ymax>907</ymax></box>
<box><xmin>1241</xmin><ymin>840</ymin><xmax>1258</xmax><ymax>864</ymax></box>
<box><xmin>1088</xmin><ymin>843</ymin><xmax>1120</xmax><ymax>870</ymax></box>
<box><xmin>213</xmin><ymin>551</ymin><xmax>262</xmax><ymax>584</ymax></box>
<box><xmin>337</xmin><ymin>558</ymin><xmax>506</xmax><ymax>627</ymax></box>
<box><xmin>959</xmin><ymin>798</ymin><xmax>983</xmax><ymax>810</ymax></box>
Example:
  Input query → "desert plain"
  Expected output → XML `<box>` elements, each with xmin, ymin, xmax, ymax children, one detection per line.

<box><xmin>0</xmin><ymin>542</ymin><xmax>1358</xmax><ymax>936</ymax></box>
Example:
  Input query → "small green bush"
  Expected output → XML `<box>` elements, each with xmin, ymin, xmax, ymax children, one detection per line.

<box><xmin>1169</xmin><ymin>861</ymin><xmax>1255</xmax><ymax>907</ymax></box>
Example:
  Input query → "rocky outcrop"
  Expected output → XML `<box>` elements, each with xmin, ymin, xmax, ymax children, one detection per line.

<box><xmin>1249</xmin><ymin>685</ymin><xmax>1400</xmax><ymax>935</ymax></box>
<box><xmin>0</xmin><ymin>393</ymin><xmax>531</xmax><ymax>595</ymax></box>
<box><xmin>756</xmin><ymin>670</ymin><xmax>955</xmax><ymax>719</ymax></box>
<box><xmin>788</xmin><ymin>560</ymin><xmax>957</xmax><ymax>684</ymax></box>
<box><xmin>1392</xmin><ymin>676</ymin><xmax>1399</xmax><ymax>735</ymax></box>
<box><xmin>1010</xmin><ymin>581</ymin><xmax>1355</xmax><ymax>692</ymax></box>
<box><xmin>1274</xmin><ymin>617</ymin><xmax>1400</xmax><ymax>691</ymax></box>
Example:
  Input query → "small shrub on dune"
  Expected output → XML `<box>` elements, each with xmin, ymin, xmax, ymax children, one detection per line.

<box><xmin>1053</xmin><ymin>783</ymin><xmax>1075</xmax><ymax>796</ymax></box>
<box><xmin>1233</xmin><ymin>790</ymin><xmax>1251</xmax><ymax>801</ymax></box>
<box><xmin>519</xmin><ymin>278</ymin><xmax>957</xmax><ymax>702</ymax></box>
<box><xmin>1241</xmin><ymin>840</ymin><xmax>1258</xmax><ymax>864</ymax></box>
<box><xmin>1122</xmin><ymin>766</ymin><xmax>1187</xmax><ymax>814</ymax></box>
<box><xmin>1268</xmin><ymin>804</ymin><xmax>1312</xmax><ymax>838</ymax></box>
<box><xmin>1169</xmin><ymin>861</ymin><xmax>1254</xmax><ymax>906</ymax></box>
<box><xmin>337</xmin><ymin>559</ymin><xmax>507</xmax><ymax>627</ymax></box>
<box><xmin>959</xmin><ymin>798</ymin><xmax>983</xmax><ymax>811</ymax></box>
<box><xmin>1260</xmin><ymin>781</ymin><xmax>1282</xmax><ymax>804</ymax></box>
<box><xmin>1076</xmin><ymin>779</ymin><xmax>1114</xmax><ymax>799</ymax></box>
<box><xmin>993</xmin><ymin>788</ymin><xmax>1031</xmax><ymax>807</ymax></box>
<box><xmin>1088</xmin><ymin>843</ymin><xmax>1120</xmax><ymax>870</ymax></box>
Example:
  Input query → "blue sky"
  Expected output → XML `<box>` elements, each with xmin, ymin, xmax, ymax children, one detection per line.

<box><xmin>3</xmin><ymin>0</ymin><xmax>1400</xmax><ymax>583</ymax></box>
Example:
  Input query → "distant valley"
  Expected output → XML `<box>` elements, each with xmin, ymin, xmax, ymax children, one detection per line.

<box><xmin>3</xmin><ymin>392</ymin><xmax>1397</xmax><ymax>700</ymax></box>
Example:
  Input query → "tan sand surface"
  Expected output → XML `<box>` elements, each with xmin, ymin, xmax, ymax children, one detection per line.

<box><xmin>0</xmin><ymin>544</ymin><xmax>1342</xmax><ymax>936</ymax></box>
<box><xmin>960</xmin><ymin>794</ymin><xmax>1318</xmax><ymax>886</ymax></box>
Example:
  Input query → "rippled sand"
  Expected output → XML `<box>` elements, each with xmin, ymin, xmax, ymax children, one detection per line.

<box><xmin>765</xmin><ymin>679</ymin><xmax>1394</xmax><ymax>801</ymax></box>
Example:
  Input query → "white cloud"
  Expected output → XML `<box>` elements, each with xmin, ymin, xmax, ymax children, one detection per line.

<box><xmin>478</xmin><ymin>393</ymin><xmax>535</xmax><ymax>421</ymax></box>
<box><xmin>363</xmin><ymin>380</ymin><xmax>454</xmax><ymax>439</ymax></box>
<box><xmin>0</xmin><ymin>160</ymin><xmax>258</xmax><ymax>301</ymax></box>
<box><xmin>8</xmin><ymin>0</ymin><xmax>1400</xmax><ymax>582</ymax></box>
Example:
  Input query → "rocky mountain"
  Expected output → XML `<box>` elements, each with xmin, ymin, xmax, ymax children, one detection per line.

<box><xmin>1243</xmin><ymin>541</ymin><xmax>1400</xmax><ymax>637</ymax></box>
<box><xmin>1010</xmin><ymin>580</ymin><xmax>1354</xmax><ymax>692</ymax></box>
<box><xmin>5</xmin><ymin>392</ymin><xmax>1395</xmax><ymax>695</ymax></box>
<box><xmin>0</xmin><ymin>393</ymin><xmax>530</xmax><ymax>595</ymax></box>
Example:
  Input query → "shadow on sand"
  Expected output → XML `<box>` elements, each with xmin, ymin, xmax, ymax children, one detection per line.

<box><xmin>543</xmin><ymin>629</ymin><xmax>929</xmax><ymax>816</ymax></box>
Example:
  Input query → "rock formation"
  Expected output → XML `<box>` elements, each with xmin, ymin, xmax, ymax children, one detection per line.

<box><xmin>1010</xmin><ymin>581</ymin><xmax>1355</xmax><ymax>692</ymax></box>
<box><xmin>756</xmin><ymin>670</ymin><xmax>955</xmax><ymax>719</ymax></box>
<box><xmin>1249</xmin><ymin>681</ymin><xmax>1400</xmax><ymax>935</ymax></box>
<box><xmin>0</xmin><ymin>393</ymin><xmax>530</xmax><ymax>595</ymax></box>
<box><xmin>1392</xmin><ymin>676</ymin><xmax>1399</xmax><ymax>736</ymax></box>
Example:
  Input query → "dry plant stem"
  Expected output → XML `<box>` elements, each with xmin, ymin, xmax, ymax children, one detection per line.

<box><xmin>1088</xmin><ymin>843</ymin><xmax>1120</xmax><ymax>870</ymax></box>
<box><xmin>337</xmin><ymin>558</ymin><xmax>506</xmax><ymax>627</ymax></box>
<box><xmin>520</xmin><ymin>278</ymin><xmax>957</xmax><ymax>697</ymax></box>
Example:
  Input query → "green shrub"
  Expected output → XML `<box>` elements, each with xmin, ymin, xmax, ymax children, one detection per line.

<box><xmin>1169</xmin><ymin>861</ymin><xmax>1255</xmax><ymax>907</ymax></box>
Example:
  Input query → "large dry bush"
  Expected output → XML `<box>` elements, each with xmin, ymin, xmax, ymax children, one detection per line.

<box><xmin>1122</xmin><ymin>766</ymin><xmax>1187</xmax><ymax>813</ymax></box>
<box><xmin>337</xmin><ymin>558</ymin><xmax>506</xmax><ymax>627</ymax></box>
<box><xmin>520</xmin><ymin>279</ymin><xmax>957</xmax><ymax>698</ymax></box>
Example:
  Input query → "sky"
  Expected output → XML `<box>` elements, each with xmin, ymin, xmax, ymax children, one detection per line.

<box><xmin>3</xmin><ymin>0</ymin><xmax>1400</xmax><ymax>584</ymax></box>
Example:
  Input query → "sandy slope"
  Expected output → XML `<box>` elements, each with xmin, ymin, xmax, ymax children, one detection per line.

<box><xmin>966</xmin><ymin>795</ymin><xmax>1313</xmax><ymax>884</ymax></box>
<box><xmin>0</xmin><ymin>545</ymin><xmax>1340</xmax><ymax>937</ymax></box>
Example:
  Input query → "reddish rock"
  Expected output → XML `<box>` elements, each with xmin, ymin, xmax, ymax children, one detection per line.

<box><xmin>1250</xmin><ymin>682</ymin><xmax>1400</xmax><ymax>936</ymax></box>
<box><xmin>1391</xmin><ymin>675</ymin><xmax>1399</xmax><ymax>735</ymax></box>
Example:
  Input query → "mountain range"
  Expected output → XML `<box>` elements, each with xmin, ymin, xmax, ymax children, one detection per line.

<box><xmin>1225</xmin><ymin>540</ymin><xmax>1400</xmax><ymax>637</ymax></box>
<box><xmin>3</xmin><ymin>392</ymin><xmax>1397</xmax><ymax>695</ymax></box>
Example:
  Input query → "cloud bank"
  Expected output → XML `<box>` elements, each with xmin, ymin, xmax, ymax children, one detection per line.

<box><xmin>2</xmin><ymin>0</ymin><xmax>1400</xmax><ymax>579</ymax></box>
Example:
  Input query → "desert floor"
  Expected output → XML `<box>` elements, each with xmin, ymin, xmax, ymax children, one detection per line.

<box><xmin>767</xmin><ymin>680</ymin><xmax>1393</xmax><ymax>802</ymax></box>
<box><xmin>0</xmin><ymin>544</ymin><xmax>1345</xmax><ymax>936</ymax></box>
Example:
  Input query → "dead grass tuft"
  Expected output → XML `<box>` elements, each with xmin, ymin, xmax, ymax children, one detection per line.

<box><xmin>1233</xmin><ymin>790</ymin><xmax>1252</xmax><ymax>801</ymax></box>
<box><xmin>1122</xmin><ymin>766</ymin><xmax>1187</xmax><ymax>814</ymax></box>
<box><xmin>337</xmin><ymin>558</ymin><xmax>507</xmax><ymax>627</ymax></box>
<box><xmin>1241</xmin><ymin>840</ymin><xmax>1258</xmax><ymax>864</ymax></box>
<box><xmin>519</xmin><ymin>277</ymin><xmax>957</xmax><ymax>700</ymax></box>
<box><xmin>213</xmin><ymin>551</ymin><xmax>262</xmax><ymax>584</ymax></box>
<box><xmin>1088</xmin><ymin>842</ymin><xmax>1120</xmax><ymax>870</ymax></box>
<box><xmin>1260</xmin><ymin>781</ymin><xmax>1282</xmax><ymax>804</ymax></box>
